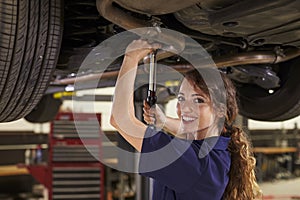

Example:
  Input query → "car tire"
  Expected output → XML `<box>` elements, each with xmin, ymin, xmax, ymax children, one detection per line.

<box><xmin>237</xmin><ymin>56</ymin><xmax>300</xmax><ymax>121</ymax></box>
<box><xmin>0</xmin><ymin>0</ymin><xmax>62</xmax><ymax>122</ymax></box>
<box><xmin>25</xmin><ymin>94</ymin><xmax>62</xmax><ymax>123</ymax></box>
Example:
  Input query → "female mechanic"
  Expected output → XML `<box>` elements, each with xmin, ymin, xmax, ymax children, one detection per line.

<box><xmin>110</xmin><ymin>39</ymin><xmax>261</xmax><ymax>199</ymax></box>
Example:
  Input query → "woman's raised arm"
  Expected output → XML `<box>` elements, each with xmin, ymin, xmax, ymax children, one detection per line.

<box><xmin>110</xmin><ymin>40</ymin><xmax>160</xmax><ymax>152</ymax></box>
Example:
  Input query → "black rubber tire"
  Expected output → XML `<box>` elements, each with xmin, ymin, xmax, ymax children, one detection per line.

<box><xmin>0</xmin><ymin>0</ymin><xmax>63</xmax><ymax>122</ymax></box>
<box><xmin>25</xmin><ymin>94</ymin><xmax>62</xmax><ymax>123</ymax></box>
<box><xmin>237</xmin><ymin>56</ymin><xmax>300</xmax><ymax>121</ymax></box>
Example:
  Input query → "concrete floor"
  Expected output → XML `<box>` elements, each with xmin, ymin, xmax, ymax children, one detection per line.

<box><xmin>260</xmin><ymin>177</ymin><xmax>300</xmax><ymax>199</ymax></box>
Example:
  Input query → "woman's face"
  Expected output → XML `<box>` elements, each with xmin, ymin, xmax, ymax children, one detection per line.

<box><xmin>176</xmin><ymin>78</ymin><xmax>215</xmax><ymax>136</ymax></box>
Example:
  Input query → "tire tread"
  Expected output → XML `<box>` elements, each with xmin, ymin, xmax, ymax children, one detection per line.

<box><xmin>0</xmin><ymin>0</ymin><xmax>62</xmax><ymax>122</ymax></box>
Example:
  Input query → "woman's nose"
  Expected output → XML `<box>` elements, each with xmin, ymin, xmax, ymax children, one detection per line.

<box><xmin>180</xmin><ymin>101</ymin><xmax>194</xmax><ymax>113</ymax></box>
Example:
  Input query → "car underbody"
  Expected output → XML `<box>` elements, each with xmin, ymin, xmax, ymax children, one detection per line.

<box><xmin>0</xmin><ymin>0</ymin><xmax>300</xmax><ymax>122</ymax></box>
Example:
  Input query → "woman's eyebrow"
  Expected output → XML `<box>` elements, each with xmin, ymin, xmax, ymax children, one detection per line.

<box><xmin>178</xmin><ymin>92</ymin><xmax>207</xmax><ymax>99</ymax></box>
<box><xmin>191</xmin><ymin>94</ymin><xmax>203</xmax><ymax>97</ymax></box>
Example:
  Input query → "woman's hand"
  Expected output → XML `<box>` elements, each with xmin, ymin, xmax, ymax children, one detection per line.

<box><xmin>143</xmin><ymin>100</ymin><xmax>166</xmax><ymax>129</ymax></box>
<box><xmin>125</xmin><ymin>39</ymin><xmax>161</xmax><ymax>62</ymax></box>
<box><xmin>143</xmin><ymin>100</ymin><xmax>182</xmax><ymax>136</ymax></box>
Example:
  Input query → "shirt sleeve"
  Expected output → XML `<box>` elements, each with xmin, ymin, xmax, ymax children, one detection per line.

<box><xmin>139</xmin><ymin>126</ymin><xmax>207</xmax><ymax>193</ymax></box>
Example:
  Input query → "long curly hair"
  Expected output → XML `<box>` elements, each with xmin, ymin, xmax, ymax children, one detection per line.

<box><xmin>184</xmin><ymin>69</ymin><xmax>262</xmax><ymax>199</ymax></box>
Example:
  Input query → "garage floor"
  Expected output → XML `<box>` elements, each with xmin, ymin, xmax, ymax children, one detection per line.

<box><xmin>260</xmin><ymin>177</ymin><xmax>300</xmax><ymax>199</ymax></box>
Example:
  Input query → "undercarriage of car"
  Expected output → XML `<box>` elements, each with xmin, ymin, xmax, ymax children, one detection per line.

<box><xmin>0</xmin><ymin>0</ymin><xmax>300</xmax><ymax>122</ymax></box>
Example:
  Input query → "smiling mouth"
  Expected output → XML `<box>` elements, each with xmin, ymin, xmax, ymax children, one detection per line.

<box><xmin>181</xmin><ymin>116</ymin><xmax>197</xmax><ymax>123</ymax></box>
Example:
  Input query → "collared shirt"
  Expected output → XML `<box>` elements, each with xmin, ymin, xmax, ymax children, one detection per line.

<box><xmin>139</xmin><ymin>127</ymin><xmax>231</xmax><ymax>200</ymax></box>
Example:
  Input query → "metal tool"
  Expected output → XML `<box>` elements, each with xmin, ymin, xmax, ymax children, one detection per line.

<box><xmin>146</xmin><ymin>50</ymin><xmax>158</xmax><ymax>107</ymax></box>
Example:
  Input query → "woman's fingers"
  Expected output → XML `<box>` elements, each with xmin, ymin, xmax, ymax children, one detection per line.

<box><xmin>143</xmin><ymin>101</ymin><xmax>156</xmax><ymax>124</ymax></box>
<box><xmin>143</xmin><ymin>106</ymin><xmax>155</xmax><ymax>116</ymax></box>
<box><xmin>143</xmin><ymin>108</ymin><xmax>155</xmax><ymax>118</ymax></box>
<box><xmin>143</xmin><ymin>100</ymin><xmax>150</xmax><ymax>109</ymax></box>
<box><xmin>143</xmin><ymin>113</ymin><xmax>155</xmax><ymax>124</ymax></box>
<box><xmin>125</xmin><ymin>39</ymin><xmax>161</xmax><ymax>61</ymax></box>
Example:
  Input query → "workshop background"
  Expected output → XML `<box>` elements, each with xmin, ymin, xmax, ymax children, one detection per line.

<box><xmin>0</xmin><ymin>87</ymin><xmax>299</xmax><ymax>200</ymax></box>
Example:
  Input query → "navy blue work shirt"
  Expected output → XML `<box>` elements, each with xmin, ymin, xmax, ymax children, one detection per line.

<box><xmin>139</xmin><ymin>127</ymin><xmax>231</xmax><ymax>200</ymax></box>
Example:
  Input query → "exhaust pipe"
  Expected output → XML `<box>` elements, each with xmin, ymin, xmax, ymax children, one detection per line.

<box><xmin>214</xmin><ymin>48</ymin><xmax>300</xmax><ymax>68</ymax></box>
<box><xmin>96</xmin><ymin>0</ymin><xmax>150</xmax><ymax>30</ymax></box>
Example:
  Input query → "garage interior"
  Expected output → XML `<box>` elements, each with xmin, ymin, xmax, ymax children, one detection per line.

<box><xmin>0</xmin><ymin>90</ymin><xmax>299</xmax><ymax>200</ymax></box>
<box><xmin>1</xmin><ymin>0</ymin><xmax>300</xmax><ymax>199</ymax></box>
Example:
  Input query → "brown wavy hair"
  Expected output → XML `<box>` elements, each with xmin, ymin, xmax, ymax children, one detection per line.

<box><xmin>184</xmin><ymin>69</ymin><xmax>262</xmax><ymax>199</ymax></box>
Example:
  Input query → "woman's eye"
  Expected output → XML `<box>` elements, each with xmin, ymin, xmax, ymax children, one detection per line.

<box><xmin>177</xmin><ymin>96</ymin><xmax>185</xmax><ymax>102</ymax></box>
<box><xmin>193</xmin><ymin>98</ymin><xmax>205</xmax><ymax>104</ymax></box>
